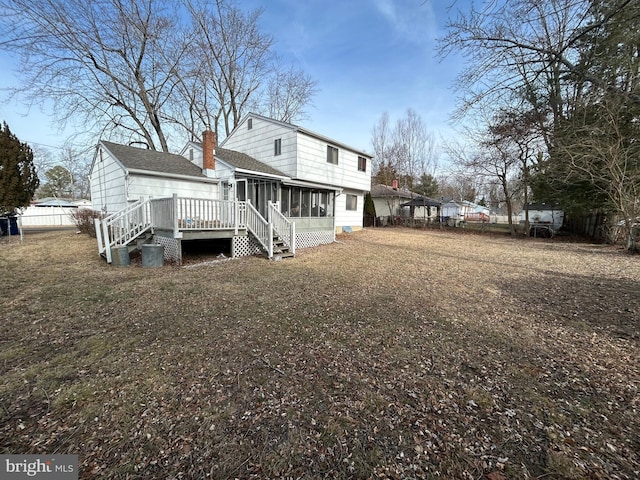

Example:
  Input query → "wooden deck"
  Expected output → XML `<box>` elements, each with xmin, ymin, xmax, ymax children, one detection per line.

<box><xmin>97</xmin><ymin>195</ymin><xmax>295</xmax><ymax>263</ymax></box>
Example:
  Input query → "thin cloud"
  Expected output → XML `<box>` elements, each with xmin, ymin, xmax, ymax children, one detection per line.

<box><xmin>373</xmin><ymin>0</ymin><xmax>439</xmax><ymax>45</ymax></box>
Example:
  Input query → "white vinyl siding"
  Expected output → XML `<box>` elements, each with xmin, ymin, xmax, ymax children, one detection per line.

<box><xmin>296</xmin><ymin>134</ymin><xmax>370</xmax><ymax>191</ymax></box>
<box><xmin>90</xmin><ymin>148</ymin><xmax>128</xmax><ymax>213</ymax></box>
<box><xmin>221</xmin><ymin>116</ymin><xmax>298</xmax><ymax>176</ymax></box>
<box><xmin>335</xmin><ymin>189</ymin><xmax>365</xmax><ymax>229</ymax></box>
<box><xmin>222</xmin><ymin>113</ymin><xmax>372</xmax><ymax>232</ymax></box>
<box><xmin>127</xmin><ymin>175</ymin><xmax>218</xmax><ymax>201</ymax></box>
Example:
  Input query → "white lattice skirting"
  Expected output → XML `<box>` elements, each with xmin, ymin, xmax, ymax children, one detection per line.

<box><xmin>296</xmin><ymin>231</ymin><xmax>334</xmax><ymax>249</ymax></box>
<box><xmin>231</xmin><ymin>231</ymin><xmax>333</xmax><ymax>258</ymax></box>
<box><xmin>152</xmin><ymin>235</ymin><xmax>180</xmax><ymax>263</ymax></box>
<box><xmin>232</xmin><ymin>235</ymin><xmax>263</xmax><ymax>258</ymax></box>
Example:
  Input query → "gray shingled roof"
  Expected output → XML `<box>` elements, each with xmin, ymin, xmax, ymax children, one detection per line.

<box><xmin>400</xmin><ymin>196</ymin><xmax>441</xmax><ymax>208</ymax></box>
<box><xmin>102</xmin><ymin>141</ymin><xmax>206</xmax><ymax>178</ymax></box>
<box><xmin>370</xmin><ymin>184</ymin><xmax>415</xmax><ymax>199</ymax></box>
<box><xmin>214</xmin><ymin>147</ymin><xmax>287</xmax><ymax>177</ymax></box>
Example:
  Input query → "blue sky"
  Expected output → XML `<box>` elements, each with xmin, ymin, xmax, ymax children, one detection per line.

<box><xmin>250</xmin><ymin>0</ymin><xmax>465</xmax><ymax>153</ymax></box>
<box><xmin>0</xmin><ymin>0</ymin><xmax>466</xmax><ymax>157</ymax></box>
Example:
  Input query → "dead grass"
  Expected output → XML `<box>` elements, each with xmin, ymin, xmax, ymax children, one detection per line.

<box><xmin>1</xmin><ymin>228</ymin><xmax>639</xmax><ymax>479</ymax></box>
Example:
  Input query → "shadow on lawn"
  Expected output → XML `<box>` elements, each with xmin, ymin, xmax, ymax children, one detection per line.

<box><xmin>496</xmin><ymin>269</ymin><xmax>639</xmax><ymax>341</ymax></box>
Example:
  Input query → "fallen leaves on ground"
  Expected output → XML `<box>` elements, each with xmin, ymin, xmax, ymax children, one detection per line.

<box><xmin>0</xmin><ymin>228</ymin><xmax>638</xmax><ymax>479</ymax></box>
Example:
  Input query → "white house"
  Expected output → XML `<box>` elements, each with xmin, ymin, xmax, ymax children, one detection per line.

<box><xmin>91</xmin><ymin>141</ymin><xmax>220</xmax><ymax>214</ymax></box>
<box><xmin>89</xmin><ymin>113</ymin><xmax>372</xmax><ymax>264</ymax></box>
<box><xmin>441</xmin><ymin>200</ymin><xmax>490</xmax><ymax>225</ymax></box>
<box><xmin>369</xmin><ymin>184</ymin><xmax>414</xmax><ymax>224</ymax></box>
<box><xmin>220</xmin><ymin>113</ymin><xmax>372</xmax><ymax>233</ymax></box>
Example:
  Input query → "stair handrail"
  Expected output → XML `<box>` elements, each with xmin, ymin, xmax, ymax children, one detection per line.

<box><xmin>245</xmin><ymin>200</ymin><xmax>273</xmax><ymax>258</ymax></box>
<box><xmin>268</xmin><ymin>201</ymin><xmax>295</xmax><ymax>254</ymax></box>
<box><xmin>98</xmin><ymin>198</ymin><xmax>153</xmax><ymax>263</ymax></box>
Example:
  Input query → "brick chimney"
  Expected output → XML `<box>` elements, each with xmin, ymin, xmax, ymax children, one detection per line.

<box><xmin>202</xmin><ymin>129</ymin><xmax>216</xmax><ymax>172</ymax></box>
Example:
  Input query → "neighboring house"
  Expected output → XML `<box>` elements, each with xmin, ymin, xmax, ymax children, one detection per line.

<box><xmin>441</xmin><ymin>200</ymin><xmax>490</xmax><ymax>225</ymax></box>
<box><xmin>89</xmin><ymin>113</ymin><xmax>372</xmax><ymax>264</ymax></box>
<box><xmin>370</xmin><ymin>184</ymin><xmax>414</xmax><ymax>225</ymax></box>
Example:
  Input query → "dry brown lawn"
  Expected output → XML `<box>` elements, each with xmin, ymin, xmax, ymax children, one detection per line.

<box><xmin>0</xmin><ymin>228</ymin><xmax>638</xmax><ymax>479</ymax></box>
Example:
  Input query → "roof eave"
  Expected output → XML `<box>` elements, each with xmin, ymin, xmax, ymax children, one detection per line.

<box><xmin>127</xmin><ymin>168</ymin><xmax>218</xmax><ymax>183</ymax></box>
<box><xmin>234</xmin><ymin>167</ymin><xmax>289</xmax><ymax>180</ymax></box>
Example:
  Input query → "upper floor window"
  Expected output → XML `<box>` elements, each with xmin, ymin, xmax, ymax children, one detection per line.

<box><xmin>248</xmin><ymin>118</ymin><xmax>253</xmax><ymax>130</ymax></box>
<box><xmin>327</xmin><ymin>145</ymin><xmax>338</xmax><ymax>164</ymax></box>
<box><xmin>346</xmin><ymin>194</ymin><xmax>358</xmax><ymax>211</ymax></box>
<box><xmin>358</xmin><ymin>156</ymin><xmax>367</xmax><ymax>172</ymax></box>
<box><xmin>274</xmin><ymin>138</ymin><xmax>282</xmax><ymax>156</ymax></box>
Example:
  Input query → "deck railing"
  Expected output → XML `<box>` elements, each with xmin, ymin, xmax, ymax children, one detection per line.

<box><xmin>245</xmin><ymin>200</ymin><xmax>272</xmax><ymax>257</ymax></box>
<box><xmin>268</xmin><ymin>201</ymin><xmax>295</xmax><ymax>254</ymax></box>
<box><xmin>175</xmin><ymin>196</ymin><xmax>245</xmax><ymax>231</ymax></box>
<box><xmin>147</xmin><ymin>195</ymin><xmax>247</xmax><ymax>235</ymax></box>
<box><xmin>150</xmin><ymin>197</ymin><xmax>176</xmax><ymax>232</ymax></box>
<box><xmin>96</xmin><ymin>199</ymin><xmax>153</xmax><ymax>263</ymax></box>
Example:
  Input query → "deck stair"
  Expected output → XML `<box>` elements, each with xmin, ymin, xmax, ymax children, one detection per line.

<box><xmin>95</xmin><ymin>198</ymin><xmax>153</xmax><ymax>263</ymax></box>
<box><xmin>271</xmin><ymin>234</ymin><xmax>295</xmax><ymax>259</ymax></box>
<box><xmin>245</xmin><ymin>200</ymin><xmax>295</xmax><ymax>260</ymax></box>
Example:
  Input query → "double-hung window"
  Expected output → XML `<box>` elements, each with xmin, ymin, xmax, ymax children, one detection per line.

<box><xmin>358</xmin><ymin>156</ymin><xmax>367</xmax><ymax>172</ymax></box>
<box><xmin>346</xmin><ymin>194</ymin><xmax>358</xmax><ymax>211</ymax></box>
<box><xmin>327</xmin><ymin>145</ymin><xmax>338</xmax><ymax>164</ymax></box>
<box><xmin>274</xmin><ymin>138</ymin><xmax>282</xmax><ymax>156</ymax></box>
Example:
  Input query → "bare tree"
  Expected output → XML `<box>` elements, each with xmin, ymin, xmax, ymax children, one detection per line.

<box><xmin>393</xmin><ymin>109</ymin><xmax>437</xmax><ymax>189</ymax></box>
<box><xmin>554</xmin><ymin>97</ymin><xmax>640</xmax><ymax>250</ymax></box>
<box><xmin>371</xmin><ymin>112</ymin><xmax>395</xmax><ymax>186</ymax></box>
<box><xmin>185</xmin><ymin>0</ymin><xmax>273</xmax><ymax>139</ymax></box>
<box><xmin>0</xmin><ymin>0</ymin><xmax>318</xmax><ymax>150</ymax></box>
<box><xmin>438</xmin><ymin>0</ymin><xmax>636</xmax><ymax>125</ymax></box>
<box><xmin>264</xmin><ymin>65</ymin><xmax>317</xmax><ymax>123</ymax></box>
<box><xmin>370</xmin><ymin>109</ymin><xmax>437</xmax><ymax>190</ymax></box>
<box><xmin>0</xmin><ymin>0</ymin><xmax>186</xmax><ymax>152</ymax></box>
<box><xmin>437</xmin><ymin>171</ymin><xmax>482</xmax><ymax>203</ymax></box>
<box><xmin>59</xmin><ymin>144</ymin><xmax>92</xmax><ymax>199</ymax></box>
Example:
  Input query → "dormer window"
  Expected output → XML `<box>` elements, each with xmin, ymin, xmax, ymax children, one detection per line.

<box><xmin>327</xmin><ymin>145</ymin><xmax>338</xmax><ymax>165</ymax></box>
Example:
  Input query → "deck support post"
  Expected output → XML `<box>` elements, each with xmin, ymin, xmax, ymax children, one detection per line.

<box><xmin>172</xmin><ymin>194</ymin><xmax>180</xmax><ymax>239</ymax></box>
<box><xmin>234</xmin><ymin>200</ymin><xmax>239</xmax><ymax>235</ymax></box>
<box><xmin>95</xmin><ymin>218</ymin><xmax>104</xmax><ymax>256</ymax></box>
<box><xmin>102</xmin><ymin>218</ymin><xmax>112</xmax><ymax>263</ymax></box>
<box><xmin>290</xmin><ymin>222</ymin><xmax>296</xmax><ymax>254</ymax></box>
